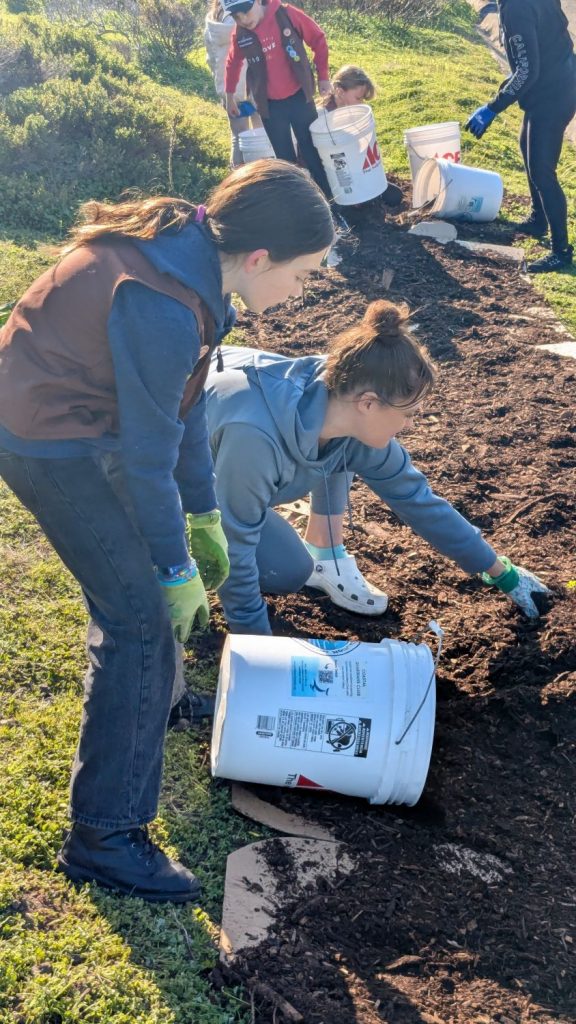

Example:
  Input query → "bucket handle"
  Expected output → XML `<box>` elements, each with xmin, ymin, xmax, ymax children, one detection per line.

<box><xmin>319</xmin><ymin>104</ymin><xmax>339</xmax><ymax>148</ymax></box>
<box><xmin>412</xmin><ymin>172</ymin><xmax>454</xmax><ymax>215</ymax></box>
<box><xmin>394</xmin><ymin>620</ymin><xmax>443</xmax><ymax>746</ymax></box>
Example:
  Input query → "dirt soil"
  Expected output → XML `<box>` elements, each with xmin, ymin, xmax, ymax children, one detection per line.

<box><xmin>201</xmin><ymin>181</ymin><xmax>576</xmax><ymax>1023</ymax></box>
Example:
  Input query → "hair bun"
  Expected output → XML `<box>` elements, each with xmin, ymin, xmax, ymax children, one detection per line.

<box><xmin>363</xmin><ymin>300</ymin><xmax>409</xmax><ymax>337</ymax></box>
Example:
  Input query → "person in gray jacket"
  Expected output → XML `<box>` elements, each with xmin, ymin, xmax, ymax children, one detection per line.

<box><xmin>205</xmin><ymin>300</ymin><xmax>549</xmax><ymax>635</ymax></box>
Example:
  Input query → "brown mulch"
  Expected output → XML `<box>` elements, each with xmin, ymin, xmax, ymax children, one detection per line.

<box><xmin>199</xmin><ymin>181</ymin><xmax>576</xmax><ymax>1024</ymax></box>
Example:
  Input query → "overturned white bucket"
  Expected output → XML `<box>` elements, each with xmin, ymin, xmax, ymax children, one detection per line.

<box><xmin>309</xmin><ymin>104</ymin><xmax>387</xmax><ymax>206</ymax></box>
<box><xmin>413</xmin><ymin>157</ymin><xmax>503</xmax><ymax>222</ymax></box>
<box><xmin>238</xmin><ymin>127</ymin><xmax>275</xmax><ymax>163</ymax></box>
<box><xmin>404</xmin><ymin>121</ymin><xmax>461</xmax><ymax>203</ymax></box>
<box><xmin>211</xmin><ymin>631</ymin><xmax>439</xmax><ymax>806</ymax></box>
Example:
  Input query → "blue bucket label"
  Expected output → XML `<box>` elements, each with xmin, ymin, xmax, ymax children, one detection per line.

<box><xmin>458</xmin><ymin>195</ymin><xmax>483</xmax><ymax>214</ymax></box>
<box><xmin>291</xmin><ymin>653</ymin><xmax>369</xmax><ymax>699</ymax></box>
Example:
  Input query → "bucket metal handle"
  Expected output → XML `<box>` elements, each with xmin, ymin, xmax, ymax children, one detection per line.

<box><xmin>320</xmin><ymin>104</ymin><xmax>339</xmax><ymax>148</ymax></box>
<box><xmin>412</xmin><ymin>170</ymin><xmax>454</xmax><ymax>214</ymax></box>
<box><xmin>394</xmin><ymin>619</ymin><xmax>443</xmax><ymax>746</ymax></box>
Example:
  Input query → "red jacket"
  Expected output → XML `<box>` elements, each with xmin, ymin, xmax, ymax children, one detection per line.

<box><xmin>224</xmin><ymin>0</ymin><xmax>329</xmax><ymax>100</ymax></box>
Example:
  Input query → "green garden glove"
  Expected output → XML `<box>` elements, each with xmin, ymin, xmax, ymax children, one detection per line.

<box><xmin>482</xmin><ymin>556</ymin><xmax>551</xmax><ymax>618</ymax></box>
<box><xmin>186</xmin><ymin>509</ymin><xmax>230</xmax><ymax>591</ymax></box>
<box><xmin>157</xmin><ymin>562</ymin><xmax>210</xmax><ymax>643</ymax></box>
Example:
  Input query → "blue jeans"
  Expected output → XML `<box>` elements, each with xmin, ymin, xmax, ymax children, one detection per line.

<box><xmin>0</xmin><ymin>448</ymin><xmax>175</xmax><ymax>829</ymax></box>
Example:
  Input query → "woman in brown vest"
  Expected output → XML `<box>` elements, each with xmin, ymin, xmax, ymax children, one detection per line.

<box><xmin>0</xmin><ymin>159</ymin><xmax>334</xmax><ymax>903</ymax></box>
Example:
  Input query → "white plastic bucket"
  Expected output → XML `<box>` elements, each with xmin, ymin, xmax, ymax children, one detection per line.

<box><xmin>413</xmin><ymin>157</ymin><xmax>504</xmax><ymax>222</ymax></box>
<box><xmin>205</xmin><ymin>16</ymin><xmax>234</xmax><ymax>44</ymax></box>
<box><xmin>205</xmin><ymin>17</ymin><xmax>248</xmax><ymax>99</ymax></box>
<box><xmin>211</xmin><ymin>633</ymin><xmax>437</xmax><ymax>806</ymax></box>
<box><xmin>238</xmin><ymin>127</ymin><xmax>275</xmax><ymax>163</ymax></box>
<box><xmin>403</xmin><ymin>121</ymin><xmax>461</xmax><ymax>201</ymax></box>
<box><xmin>309</xmin><ymin>104</ymin><xmax>387</xmax><ymax>206</ymax></box>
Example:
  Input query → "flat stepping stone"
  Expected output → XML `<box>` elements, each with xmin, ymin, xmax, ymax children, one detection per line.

<box><xmin>220</xmin><ymin>837</ymin><xmax>354</xmax><ymax>961</ymax></box>
<box><xmin>409</xmin><ymin>220</ymin><xmax>457</xmax><ymax>244</ymax></box>
<box><xmin>537</xmin><ymin>341</ymin><xmax>576</xmax><ymax>359</ymax></box>
<box><xmin>455</xmin><ymin>239</ymin><xmax>525</xmax><ymax>263</ymax></box>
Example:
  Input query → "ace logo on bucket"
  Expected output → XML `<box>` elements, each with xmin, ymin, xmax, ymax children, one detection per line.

<box><xmin>362</xmin><ymin>140</ymin><xmax>381</xmax><ymax>172</ymax></box>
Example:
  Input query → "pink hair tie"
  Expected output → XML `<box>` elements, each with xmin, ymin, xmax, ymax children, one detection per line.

<box><xmin>195</xmin><ymin>204</ymin><xmax>207</xmax><ymax>223</ymax></box>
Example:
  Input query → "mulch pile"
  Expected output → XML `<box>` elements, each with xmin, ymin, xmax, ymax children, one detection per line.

<box><xmin>202</xmin><ymin>180</ymin><xmax>576</xmax><ymax>1023</ymax></box>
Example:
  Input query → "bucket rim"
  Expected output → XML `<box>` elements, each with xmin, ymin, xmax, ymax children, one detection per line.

<box><xmin>310</xmin><ymin>103</ymin><xmax>374</xmax><ymax>138</ymax></box>
<box><xmin>403</xmin><ymin>120</ymin><xmax>461</xmax><ymax>140</ymax></box>
<box><xmin>412</xmin><ymin>157</ymin><xmax>444</xmax><ymax>210</ymax></box>
<box><xmin>369</xmin><ymin>641</ymin><xmax>436</xmax><ymax>806</ymax></box>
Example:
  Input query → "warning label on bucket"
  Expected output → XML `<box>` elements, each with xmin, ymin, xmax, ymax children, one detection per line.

<box><xmin>330</xmin><ymin>151</ymin><xmax>353</xmax><ymax>192</ymax></box>
<box><xmin>291</xmin><ymin>655</ymin><xmax>369</xmax><ymax>699</ymax></box>
<box><xmin>274</xmin><ymin>709</ymin><xmax>371</xmax><ymax>758</ymax></box>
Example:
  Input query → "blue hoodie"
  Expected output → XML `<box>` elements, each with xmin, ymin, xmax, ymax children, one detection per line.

<box><xmin>0</xmin><ymin>224</ymin><xmax>233</xmax><ymax>568</ymax></box>
<box><xmin>206</xmin><ymin>346</ymin><xmax>497</xmax><ymax>634</ymax></box>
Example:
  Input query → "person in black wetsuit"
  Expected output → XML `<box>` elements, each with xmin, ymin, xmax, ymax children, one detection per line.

<box><xmin>466</xmin><ymin>0</ymin><xmax>576</xmax><ymax>274</ymax></box>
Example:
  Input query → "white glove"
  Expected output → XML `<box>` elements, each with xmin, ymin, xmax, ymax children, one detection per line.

<box><xmin>482</xmin><ymin>557</ymin><xmax>551</xmax><ymax>618</ymax></box>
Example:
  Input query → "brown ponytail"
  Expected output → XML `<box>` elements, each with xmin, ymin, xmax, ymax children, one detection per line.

<box><xmin>324</xmin><ymin>300</ymin><xmax>436</xmax><ymax>407</ymax></box>
<box><xmin>60</xmin><ymin>160</ymin><xmax>334</xmax><ymax>261</ymax></box>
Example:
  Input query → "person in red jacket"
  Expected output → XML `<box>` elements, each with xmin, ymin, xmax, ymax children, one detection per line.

<box><xmin>223</xmin><ymin>0</ymin><xmax>332</xmax><ymax>198</ymax></box>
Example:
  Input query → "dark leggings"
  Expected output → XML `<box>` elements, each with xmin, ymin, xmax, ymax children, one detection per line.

<box><xmin>519</xmin><ymin>82</ymin><xmax>576</xmax><ymax>250</ymax></box>
<box><xmin>262</xmin><ymin>89</ymin><xmax>331</xmax><ymax>198</ymax></box>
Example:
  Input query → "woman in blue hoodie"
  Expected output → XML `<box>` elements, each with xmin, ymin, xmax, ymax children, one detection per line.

<box><xmin>206</xmin><ymin>300</ymin><xmax>549</xmax><ymax>635</ymax></box>
<box><xmin>0</xmin><ymin>160</ymin><xmax>334</xmax><ymax>903</ymax></box>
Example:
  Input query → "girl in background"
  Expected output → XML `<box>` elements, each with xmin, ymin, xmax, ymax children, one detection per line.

<box><xmin>322</xmin><ymin>64</ymin><xmax>402</xmax><ymax>207</ymax></box>
<box><xmin>223</xmin><ymin>0</ymin><xmax>332</xmax><ymax>198</ymax></box>
<box><xmin>204</xmin><ymin>0</ymin><xmax>261</xmax><ymax>167</ymax></box>
<box><xmin>322</xmin><ymin>64</ymin><xmax>375</xmax><ymax>111</ymax></box>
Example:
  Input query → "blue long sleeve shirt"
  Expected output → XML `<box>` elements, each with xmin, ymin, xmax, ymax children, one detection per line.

<box><xmin>0</xmin><ymin>224</ymin><xmax>233</xmax><ymax>568</ymax></box>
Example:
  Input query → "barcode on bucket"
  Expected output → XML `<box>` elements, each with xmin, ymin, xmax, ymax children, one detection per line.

<box><xmin>257</xmin><ymin>715</ymin><xmax>276</xmax><ymax>731</ymax></box>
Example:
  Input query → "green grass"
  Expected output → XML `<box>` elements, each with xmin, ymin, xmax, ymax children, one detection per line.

<box><xmin>0</xmin><ymin>490</ymin><xmax>259</xmax><ymax>1023</ymax></box>
<box><xmin>1</xmin><ymin>3</ymin><xmax>576</xmax><ymax>1020</ymax></box>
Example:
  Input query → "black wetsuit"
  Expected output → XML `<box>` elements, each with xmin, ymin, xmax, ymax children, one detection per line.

<box><xmin>488</xmin><ymin>0</ymin><xmax>576</xmax><ymax>251</ymax></box>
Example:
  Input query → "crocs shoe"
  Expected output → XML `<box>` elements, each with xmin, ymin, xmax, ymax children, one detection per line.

<box><xmin>306</xmin><ymin>554</ymin><xmax>388</xmax><ymax>615</ymax></box>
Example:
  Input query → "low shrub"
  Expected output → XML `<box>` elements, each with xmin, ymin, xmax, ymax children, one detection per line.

<box><xmin>0</xmin><ymin>14</ymin><xmax>227</xmax><ymax>235</ymax></box>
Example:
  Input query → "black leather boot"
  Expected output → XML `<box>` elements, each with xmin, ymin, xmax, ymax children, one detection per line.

<box><xmin>168</xmin><ymin>689</ymin><xmax>215</xmax><ymax>732</ymax></box>
<box><xmin>57</xmin><ymin>824</ymin><xmax>201</xmax><ymax>902</ymax></box>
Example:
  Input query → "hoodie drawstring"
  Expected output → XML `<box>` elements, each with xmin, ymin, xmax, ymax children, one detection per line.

<box><xmin>320</xmin><ymin>450</ymin><xmax>356</xmax><ymax>578</ymax></box>
<box><xmin>343</xmin><ymin>448</ymin><xmax>355</xmax><ymax>539</ymax></box>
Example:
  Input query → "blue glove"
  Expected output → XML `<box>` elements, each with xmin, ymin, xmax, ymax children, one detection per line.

<box><xmin>232</xmin><ymin>100</ymin><xmax>257</xmax><ymax>118</ymax></box>
<box><xmin>465</xmin><ymin>105</ymin><xmax>497</xmax><ymax>139</ymax></box>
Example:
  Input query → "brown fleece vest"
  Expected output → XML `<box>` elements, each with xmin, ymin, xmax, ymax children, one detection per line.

<box><xmin>0</xmin><ymin>239</ymin><xmax>216</xmax><ymax>441</ymax></box>
<box><xmin>236</xmin><ymin>4</ymin><xmax>315</xmax><ymax>119</ymax></box>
